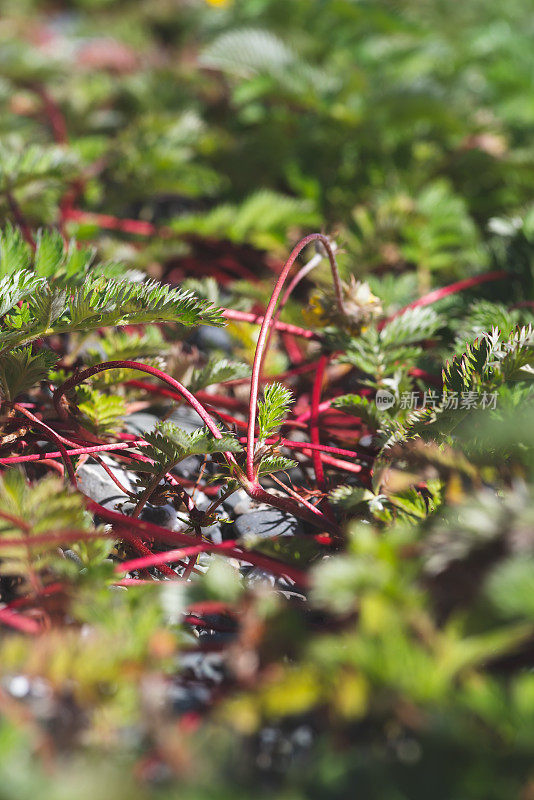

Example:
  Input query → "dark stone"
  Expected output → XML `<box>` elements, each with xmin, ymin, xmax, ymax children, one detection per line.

<box><xmin>123</xmin><ymin>412</ymin><xmax>160</xmax><ymax>437</ymax></box>
<box><xmin>167</xmin><ymin>405</ymin><xmax>205</xmax><ymax>432</ymax></box>
<box><xmin>139</xmin><ymin>503</ymin><xmax>179</xmax><ymax>530</ymax></box>
<box><xmin>173</xmin><ymin>454</ymin><xmax>203</xmax><ymax>480</ymax></box>
<box><xmin>233</xmin><ymin>509</ymin><xmax>303</xmax><ymax>544</ymax></box>
<box><xmin>197</xmin><ymin>629</ymin><xmax>236</xmax><ymax>645</ymax></box>
<box><xmin>168</xmin><ymin>683</ymin><xmax>211</xmax><ymax>715</ymax></box>
<box><xmin>125</xmin><ymin>406</ymin><xmax>204</xmax><ymax>437</ymax></box>
<box><xmin>118</xmin><ymin>500</ymin><xmax>185</xmax><ymax>534</ymax></box>
<box><xmin>191</xmin><ymin>325</ymin><xmax>233</xmax><ymax>353</ymax></box>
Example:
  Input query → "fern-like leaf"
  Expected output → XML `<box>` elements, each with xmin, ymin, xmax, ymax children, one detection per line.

<box><xmin>0</xmin><ymin>229</ymin><xmax>225</xmax><ymax>355</ymax></box>
<box><xmin>136</xmin><ymin>421</ymin><xmax>242</xmax><ymax>476</ymax></box>
<box><xmin>0</xmin><ymin>346</ymin><xmax>58</xmax><ymax>401</ymax></box>
<box><xmin>257</xmin><ymin>455</ymin><xmax>298</xmax><ymax>477</ymax></box>
<box><xmin>0</xmin><ymin>469</ymin><xmax>93</xmax><ymax>592</ymax></box>
<box><xmin>0</xmin><ymin>271</ymin><xmax>45</xmax><ymax>317</ymax></box>
<box><xmin>442</xmin><ymin>337</ymin><xmax>491</xmax><ymax>394</ymax></box>
<box><xmin>332</xmin><ymin>394</ymin><xmax>382</xmax><ymax>427</ymax></box>
<box><xmin>257</xmin><ymin>383</ymin><xmax>293</xmax><ymax>441</ymax></box>
<box><xmin>77</xmin><ymin>388</ymin><xmax>126</xmax><ymax>435</ymax></box>
<box><xmin>189</xmin><ymin>358</ymin><xmax>250</xmax><ymax>392</ymax></box>
<box><xmin>380</xmin><ymin>307</ymin><xmax>442</xmax><ymax>347</ymax></box>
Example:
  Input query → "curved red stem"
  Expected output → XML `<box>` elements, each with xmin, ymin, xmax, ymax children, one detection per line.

<box><xmin>246</xmin><ymin>234</ymin><xmax>342</xmax><ymax>482</ymax></box>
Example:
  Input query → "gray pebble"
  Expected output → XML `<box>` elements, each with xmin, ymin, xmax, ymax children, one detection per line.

<box><xmin>77</xmin><ymin>460</ymin><xmax>133</xmax><ymax>510</ymax></box>
<box><xmin>173</xmin><ymin>454</ymin><xmax>203</xmax><ymax>480</ymax></box>
<box><xmin>123</xmin><ymin>412</ymin><xmax>160</xmax><ymax>437</ymax></box>
<box><xmin>233</xmin><ymin>509</ymin><xmax>303</xmax><ymax>545</ymax></box>
<box><xmin>203</xmin><ymin>523</ymin><xmax>223</xmax><ymax>544</ymax></box>
<box><xmin>192</xmin><ymin>325</ymin><xmax>233</xmax><ymax>353</ymax></box>
<box><xmin>63</xmin><ymin>549</ymin><xmax>83</xmax><ymax>567</ymax></box>
<box><xmin>222</xmin><ymin>488</ymin><xmax>254</xmax><ymax>516</ymax></box>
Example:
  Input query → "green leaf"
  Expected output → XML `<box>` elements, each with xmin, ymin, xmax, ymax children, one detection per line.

<box><xmin>77</xmin><ymin>388</ymin><xmax>126</xmax><ymax>435</ymax></box>
<box><xmin>0</xmin><ymin>271</ymin><xmax>45</xmax><ymax>317</ymax></box>
<box><xmin>257</xmin><ymin>382</ymin><xmax>293</xmax><ymax>441</ymax></box>
<box><xmin>0</xmin><ymin>346</ymin><xmax>58</xmax><ymax>401</ymax></box>
<box><xmin>332</xmin><ymin>394</ymin><xmax>381</xmax><ymax>427</ymax></box>
<box><xmin>380</xmin><ymin>307</ymin><xmax>442</xmax><ymax>347</ymax></box>
<box><xmin>257</xmin><ymin>455</ymin><xmax>298</xmax><ymax>476</ymax></box>
<box><xmin>0</xmin><ymin>224</ymin><xmax>31</xmax><ymax>276</ymax></box>
<box><xmin>0</xmin><ymin>469</ymin><xmax>95</xmax><ymax>590</ymax></box>
<box><xmin>189</xmin><ymin>358</ymin><xmax>250</xmax><ymax>392</ymax></box>
<box><xmin>136</xmin><ymin>421</ymin><xmax>242</xmax><ymax>476</ymax></box>
<box><xmin>442</xmin><ymin>336</ymin><xmax>491</xmax><ymax>394</ymax></box>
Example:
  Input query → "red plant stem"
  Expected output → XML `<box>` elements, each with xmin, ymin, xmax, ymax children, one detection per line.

<box><xmin>17</xmin><ymin>425</ymin><xmax>178</xmax><ymax>572</ymax></box>
<box><xmin>201</xmin><ymin>405</ymin><xmax>307</xmax><ymax>436</ymax></box>
<box><xmin>221</xmin><ymin>308</ymin><xmax>322</xmax><ymax>341</ymax></box>
<box><xmin>118</xmin><ymin>542</ymin><xmax>224</xmax><ymax>572</ymax></box>
<box><xmin>34</xmin><ymin>85</ymin><xmax>68</xmax><ymax>143</ymax></box>
<box><xmin>187</xmin><ymin>600</ymin><xmax>233</xmax><ymax>615</ymax></box>
<box><xmin>85</xmin><ymin>499</ymin><xmax>199</xmax><ymax>545</ymax></box>
<box><xmin>280</xmin><ymin>251</ymin><xmax>323</xmax><ymax>307</ymax></box>
<box><xmin>319</xmin><ymin>454</ymin><xmax>362</xmax><ymax>474</ymax></box>
<box><xmin>269</xmin><ymin>473</ymin><xmax>324</xmax><ymax>519</ymax></box>
<box><xmin>389</xmin><ymin>270</ymin><xmax>508</xmax><ymax>320</ymax></box>
<box><xmin>293</xmin><ymin>363</ymin><xmax>442</xmax><ymax>425</ymax></box>
<box><xmin>226</xmin><ymin>358</ymin><xmax>325</xmax><ymax>387</ymax></box>
<box><xmin>54</xmin><ymin>361</ymin><xmax>225</xmax><ymax>441</ymax></box>
<box><xmin>90</xmin><ymin>499</ymin><xmax>308</xmax><ymax>582</ymax></box>
<box><xmin>124</xmin><ymin>381</ymin><xmax>307</xmax><ymax>431</ymax></box>
<box><xmin>0</xmin><ymin>607</ymin><xmax>41</xmax><ymax>635</ymax></box>
<box><xmin>181</xmin><ymin>553</ymin><xmax>199</xmax><ymax>581</ymax></box>
<box><xmin>125</xmin><ymin>380</ymin><xmax>249</xmax><ymax>413</ymax></box>
<box><xmin>189</xmin><ymin>391</ymin><xmax>249</xmax><ymax>412</ymax></box>
<box><xmin>5</xmin><ymin>193</ymin><xmax>35</xmax><ymax>250</ymax></box>
<box><xmin>54</xmin><ymin>361</ymin><xmax>337</xmax><ymax>533</ymax></box>
<box><xmin>117</xmin><ymin>540</ymin><xmax>307</xmax><ymax>585</ymax></box>
<box><xmin>126</xmin><ymin>538</ymin><xmax>178</xmax><ymax>579</ymax></box>
<box><xmin>238</xmin><ymin>436</ymin><xmax>361</xmax><ymax>460</ymax></box>
<box><xmin>293</xmin><ymin>399</ymin><xmax>334</xmax><ymax>425</ymax></box>
<box><xmin>63</xmin><ymin>208</ymin><xmax>168</xmax><ymax>238</ymax></box>
<box><xmin>281</xmin><ymin>332</ymin><xmax>305</xmax><ymax>365</ymax></box>
<box><xmin>310</xmin><ymin>355</ymin><xmax>328</xmax><ymax>491</ymax></box>
<box><xmin>265</xmin><ymin>250</ymin><xmax>324</xmax><ymax>364</ymax></box>
<box><xmin>5</xmin><ymin>582</ymin><xmax>64</xmax><ymax>610</ymax></box>
<box><xmin>92</xmin><ymin>455</ymin><xmax>133</xmax><ymax>496</ymax></box>
<box><xmin>37</xmin><ymin>458</ymin><xmax>64</xmax><ymax>477</ymax></box>
<box><xmin>201</xmin><ymin>407</ymin><xmax>248</xmax><ymax>430</ymax></box>
<box><xmin>12</xmin><ymin>404</ymin><xmax>76</xmax><ymax>484</ymax></box>
<box><xmin>0</xmin><ymin>440</ymin><xmax>147</xmax><ymax>465</ymax></box>
<box><xmin>246</xmin><ymin>234</ymin><xmax>342</xmax><ymax>482</ymax></box>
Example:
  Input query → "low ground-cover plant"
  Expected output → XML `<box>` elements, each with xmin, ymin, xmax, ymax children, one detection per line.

<box><xmin>1</xmin><ymin>1</ymin><xmax>534</xmax><ymax>798</ymax></box>
<box><xmin>0</xmin><ymin>216</ymin><xmax>532</xmax><ymax>799</ymax></box>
